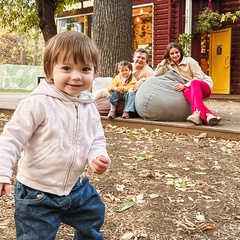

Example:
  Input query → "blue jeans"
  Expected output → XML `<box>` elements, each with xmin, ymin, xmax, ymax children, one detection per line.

<box><xmin>108</xmin><ymin>90</ymin><xmax>136</xmax><ymax>112</ymax></box>
<box><xmin>14</xmin><ymin>177</ymin><xmax>105</xmax><ymax>240</ymax></box>
<box><xmin>108</xmin><ymin>90</ymin><xmax>124</xmax><ymax>108</ymax></box>
<box><xmin>123</xmin><ymin>91</ymin><xmax>136</xmax><ymax>112</ymax></box>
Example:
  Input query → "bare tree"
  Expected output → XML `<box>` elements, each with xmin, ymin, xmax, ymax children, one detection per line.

<box><xmin>93</xmin><ymin>0</ymin><xmax>133</xmax><ymax>77</ymax></box>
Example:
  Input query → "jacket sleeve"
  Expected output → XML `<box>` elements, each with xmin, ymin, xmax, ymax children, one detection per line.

<box><xmin>0</xmin><ymin>99</ymin><xmax>42</xmax><ymax>183</ymax></box>
<box><xmin>154</xmin><ymin>59</ymin><xmax>169</xmax><ymax>76</ymax></box>
<box><xmin>87</xmin><ymin>114</ymin><xmax>110</xmax><ymax>166</ymax></box>
<box><xmin>107</xmin><ymin>76</ymin><xmax>119</xmax><ymax>92</ymax></box>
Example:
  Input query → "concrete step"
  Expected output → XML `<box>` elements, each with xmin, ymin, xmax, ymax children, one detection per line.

<box><xmin>0</xmin><ymin>93</ymin><xmax>239</xmax><ymax>140</ymax></box>
<box><xmin>101</xmin><ymin>116</ymin><xmax>240</xmax><ymax>140</ymax></box>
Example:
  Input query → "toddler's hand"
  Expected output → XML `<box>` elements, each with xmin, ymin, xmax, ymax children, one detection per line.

<box><xmin>0</xmin><ymin>183</ymin><xmax>13</xmax><ymax>198</ymax></box>
<box><xmin>115</xmin><ymin>87</ymin><xmax>123</xmax><ymax>92</ymax></box>
<box><xmin>91</xmin><ymin>156</ymin><xmax>110</xmax><ymax>175</ymax></box>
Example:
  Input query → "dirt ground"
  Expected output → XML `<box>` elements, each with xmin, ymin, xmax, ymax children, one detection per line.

<box><xmin>1</xmin><ymin>117</ymin><xmax>240</xmax><ymax>240</ymax></box>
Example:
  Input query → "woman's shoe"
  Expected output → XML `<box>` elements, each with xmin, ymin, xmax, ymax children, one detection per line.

<box><xmin>186</xmin><ymin>111</ymin><xmax>203</xmax><ymax>125</ymax></box>
<box><xmin>206</xmin><ymin>114</ymin><xmax>221</xmax><ymax>126</ymax></box>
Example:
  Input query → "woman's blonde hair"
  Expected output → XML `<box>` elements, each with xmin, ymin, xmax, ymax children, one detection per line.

<box><xmin>44</xmin><ymin>31</ymin><xmax>99</xmax><ymax>80</ymax></box>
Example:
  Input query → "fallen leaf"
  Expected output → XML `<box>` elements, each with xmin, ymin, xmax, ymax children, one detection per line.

<box><xmin>117</xmin><ymin>202</ymin><xmax>135</xmax><ymax>212</ymax></box>
<box><xmin>135</xmin><ymin>156</ymin><xmax>145</xmax><ymax>161</ymax></box>
<box><xmin>120</xmin><ymin>232</ymin><xmax>135</xmax><ymax>240</ymax></box>
<box><xmin>149</xmin><ymin>194</ymin><xmax>159</xmax><ymax>199</ymax></box>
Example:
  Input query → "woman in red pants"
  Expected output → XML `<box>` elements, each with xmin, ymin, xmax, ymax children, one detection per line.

<box><xmin>154</xmin><ymin>42</ymin><xmax>221</xmax><ymax>126</ymax></box>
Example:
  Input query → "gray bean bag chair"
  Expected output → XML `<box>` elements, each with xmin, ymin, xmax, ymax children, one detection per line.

<box><xmin>135</xmin><ymin>70</ymin><xmax>191</xmax><ymax>121</ymax></box>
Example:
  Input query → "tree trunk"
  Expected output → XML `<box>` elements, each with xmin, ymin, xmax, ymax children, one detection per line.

<box><xmin>93</xmin><ymin>0</ymin><xmax>133</xmax><ymax>77</ymax></box>
<box><xmin>36</xmin><ymin>0</ymin><xmax>57</xmax><ymax>42</ymax></box>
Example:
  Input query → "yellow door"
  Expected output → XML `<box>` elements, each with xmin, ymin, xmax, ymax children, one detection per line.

<box><xmin>209</xmin><ymin>28</ymin><xmax>231</xmax><ymax>94</ymax></box>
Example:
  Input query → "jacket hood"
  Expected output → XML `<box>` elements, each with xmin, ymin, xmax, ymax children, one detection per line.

<box><xmin>30</xmin><ymin>80</ymin><xmax>94</xmax><ymax>104</ymax></box>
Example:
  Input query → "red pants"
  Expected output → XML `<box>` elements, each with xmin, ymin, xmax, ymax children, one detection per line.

<box><xmin>184</xmin><ymin>80</ymin><xmax>216</xmax><ymax>124</ymax></box>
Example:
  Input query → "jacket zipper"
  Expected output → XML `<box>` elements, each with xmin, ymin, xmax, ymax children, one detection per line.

<box><xmin>63</xmin><ymin>104</ymin><xmax>79</xmax><ymax>195</ymax></box>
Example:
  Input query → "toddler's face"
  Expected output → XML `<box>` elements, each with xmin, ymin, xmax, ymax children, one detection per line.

<box><xmin>118</xmin><ymin>65</ymin><xmax>131</xmax><ymax>78</ymax></box>
<box><xmin>50</xmin><ymin>57</ymin><xmax>94</xmax><ymax>97</ymax></box>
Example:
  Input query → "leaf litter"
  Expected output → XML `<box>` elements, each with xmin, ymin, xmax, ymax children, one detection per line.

<box><xmin>1</xmin><ymin>118</ymin><xmax>240</xmax><ymax>239</ymax></box>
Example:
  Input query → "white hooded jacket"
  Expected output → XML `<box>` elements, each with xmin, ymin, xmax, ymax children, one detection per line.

<box><xmin>0</xmin><ymin>80</ymin><xmax>110</xmax><ymax>196</ymax></box>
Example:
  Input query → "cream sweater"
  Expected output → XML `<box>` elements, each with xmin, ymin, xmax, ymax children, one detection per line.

<box><xmin>154</xmin><ymin>56</ymin><xmax>213</xmax><ymax>90</ymax></box>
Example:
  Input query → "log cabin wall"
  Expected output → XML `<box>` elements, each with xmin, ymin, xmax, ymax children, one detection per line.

<box><xmin>154</xmin><ymin>0</ymin><xmax>185</xmax><ymax>67</ymax></box>
<box><xmin>134</xmin><ymin>0</ymin><xmax>240</xmax><ymax>93</ymax></box>
<box><xmin>152</xmin><ymin>0</ymin><xmax>170</xmax><ymax>66</ymax></box>
<box><xmin>134</xmin><ymin>0</ymin><xmax>185</xmax><ymax>67</ymax></box>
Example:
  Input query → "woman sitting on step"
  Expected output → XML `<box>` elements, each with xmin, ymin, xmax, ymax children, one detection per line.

<box><xmin>154</xmin><ymin>42</ymin><xmax>221</xmax><ymax>126</ymax></box>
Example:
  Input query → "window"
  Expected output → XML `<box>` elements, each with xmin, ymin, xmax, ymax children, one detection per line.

<box><xmin>132</xmin><ymin>5</ymin><xmax>153</xmax><ymax>66</ymax></box>
<box><xmin>56</xmin><ymin>4</ymin><xmax>153</xmax><ymax>66</ymax></box>
<box><xmin>56</xmin><ymin>14</ymin><xmax>93</xmax><ymax>38</ymax></box>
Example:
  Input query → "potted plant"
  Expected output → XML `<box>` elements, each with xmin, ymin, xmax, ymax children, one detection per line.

<box><xmin>193</xmin><ymin>7</ymin><xmax>222</xmax><ymax>34</ymax></box>
<box><xmin>178</xmin><ymin>33</ymin><xmax>192</xmax><ymax>55</ymax></box>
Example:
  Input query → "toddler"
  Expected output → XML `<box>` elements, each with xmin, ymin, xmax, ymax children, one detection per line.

<box><xmin>0</xmin><ymin>31</ymin><xmax>111</xmax><ymax>240</ymax></box>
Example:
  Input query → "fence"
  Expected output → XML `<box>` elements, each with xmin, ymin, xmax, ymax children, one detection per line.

<box><xmin>0</xmin><ymin>64</ymin><xmax>45</xmax><ymax>90</ymax></box>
